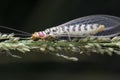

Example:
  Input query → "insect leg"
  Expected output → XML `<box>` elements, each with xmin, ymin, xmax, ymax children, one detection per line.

<box><xmin>64</xmin><ymin>31</ymin><xmax>72</xmax><ymax>41</ymax></box>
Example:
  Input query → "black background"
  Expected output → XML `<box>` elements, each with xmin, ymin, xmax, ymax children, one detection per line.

<box><xmin>0</xmin><ymin>0</ymin><xmax>120</xmax><ymax>80</ymax></box>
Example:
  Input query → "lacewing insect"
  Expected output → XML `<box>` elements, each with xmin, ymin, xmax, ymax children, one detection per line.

<box><xmin>31</xmin><ymin>15</ymin><xmax>120</xmax><ymax>40</ymax></box>
<box><xmin>0</xmin><ymin>15</ymin><xmax>120</xmax><ymax>40</ymax></box>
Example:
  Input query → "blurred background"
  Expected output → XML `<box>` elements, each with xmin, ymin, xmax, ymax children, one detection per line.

<box><xmin>0</xmin><ymin>0</ymin><xmax>120</xmax><ymax>80</ymax></box>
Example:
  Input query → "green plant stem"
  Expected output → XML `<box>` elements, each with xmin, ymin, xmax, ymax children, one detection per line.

<box><xmin>0</xmin><ymin>33</ymin><xmax>120</xmax><ymax>61</ymax></box>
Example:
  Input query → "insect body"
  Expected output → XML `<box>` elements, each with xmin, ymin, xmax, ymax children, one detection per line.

<box><xmin>31</xmin><ymin>15</ymin><xmax>120</xmax><ymax>40</ymax></box>
<box><xmin>31</xmin><ymin>24</ymin><xmax>105</xmax><ymax>40</ymax></box>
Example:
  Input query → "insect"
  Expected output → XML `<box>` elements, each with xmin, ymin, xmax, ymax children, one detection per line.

<box><xmin>31</xmin><ymin>15</ymin><xmax>120</xmax><ymax>40</ymax></box>
<box><xmin>0</xmin><ymin>15</ymin><xmax>120</xmax><ymax>40</ymax></box>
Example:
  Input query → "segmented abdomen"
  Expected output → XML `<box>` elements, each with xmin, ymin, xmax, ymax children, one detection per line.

<box><xmin>58</xmin><ymin>15</ymin><xmax>120</xmax><ymax>37</ymax></box>
<box><xmin>58</xmin><ymin>24</ymin><xmax>103</xmax><ymax>37</ymax></box>
<box><xmin>45</xmin><ymin>23</ymin><xmax>104</xmax><ymax>37</ymax></box>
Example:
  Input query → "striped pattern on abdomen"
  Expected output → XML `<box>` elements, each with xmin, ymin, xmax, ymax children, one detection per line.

<box><xmin>44</xmin><ymin>23</ymin><xmax>104</xmax><ymax>37</ymax></box>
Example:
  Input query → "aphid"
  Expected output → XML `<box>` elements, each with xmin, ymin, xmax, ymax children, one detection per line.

<box><xmin>0</xmin><ymin>15</ymin><xmax>120</xmax><ymax>40</ymax></box>
<box><xmin>31</xmin><ymin>15</ymin><xmax>120</xmax><ymax>40</ymax></box>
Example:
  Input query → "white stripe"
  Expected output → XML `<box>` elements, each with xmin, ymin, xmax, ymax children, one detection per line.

<box><xmin>72</xmin><ymin>24</ymin><xmax>80</xmax><ymax>35</ymax></box>
<box><xmin>81</xmin><ymin>24</ymin><xmax>86</xmax><ymax>33</ymax></box>
<box><xmin>75</xmin><ymin>24</ymin><xmax>80</xmax><ymax>32</ymax></box>
<box><xmin>92</xmin><ymin>24</ymin><xmax>98</xmax><ymax>30</ymax></box>
<box><xmin>64</xmin><ymin>26</ymin><xmax>68</xmax><ymax>32</ymax></box>
<box><xmin>59</xmin><ymin>27</ymin><xmax>64</xmax><ymax>34</ymax></box>
<box><xmin>69</xmin><ymin>25</ymin><xmax>74</xmax><ymax>33</ymax></box>
<box><xmin>86</xmin><ymin>24</ymin><xmax>92</xmax><ymax>34</ymax></box>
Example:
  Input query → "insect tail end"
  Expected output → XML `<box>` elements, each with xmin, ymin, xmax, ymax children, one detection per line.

<box><xmin>91</xmin><ymin>25</ymin><xmax>105</xmax><ymax>35</ymax></box>
<box><xmin>97</xmin><ymin>25</ymin><xmax>105</xmax><ymax>32</ymax></box>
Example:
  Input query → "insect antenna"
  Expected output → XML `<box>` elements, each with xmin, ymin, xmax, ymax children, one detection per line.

<box><xmin>0</xmin><ymin>26</ymin><xmax>31</xmax><ymax>35</ymax></box>
<box><xmin>2</xmin><ymin>33</ymin><xmax>31</xmax><ymax>40</ymax></box>
<box><xmin>3</xmin><ymin>33</ymin><xmax>31</xmax><ymax>37</ymax></box>
<box><xmin>15</xmin><ymin>33</ymin><xmax>31</xmax><ymax>36</ymax></box>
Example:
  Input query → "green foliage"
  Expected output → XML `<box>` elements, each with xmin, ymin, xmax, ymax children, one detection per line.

<box><xmin>0</xmin><ymin>33</ymin><xmax>120</xmax><ymax>61</ymax></box>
